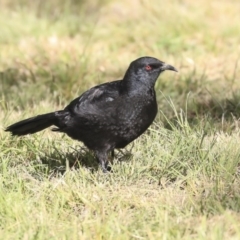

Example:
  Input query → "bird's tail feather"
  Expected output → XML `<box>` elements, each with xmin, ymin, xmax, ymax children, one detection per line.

<box><xmin>5</xmin><ymin>112</ymin><xmax>59</xmax><ymax>136</ymax></box>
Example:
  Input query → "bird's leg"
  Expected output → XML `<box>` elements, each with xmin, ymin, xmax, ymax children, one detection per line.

<box><xmin>109</xmin><ymin>150</ymin><xmax>114</xmax><ymax>165</ymax></box>
<box><xmin>111</xmin><ymin>150</ymin><xmax>114</xmax><ymax>158</ymax></box>
<box><xmin>95</xmin><ymin>150</ymin><xmax>109</xmax><ymax>173</ymax></box>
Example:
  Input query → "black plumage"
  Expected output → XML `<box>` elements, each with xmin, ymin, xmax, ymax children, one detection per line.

<box><xmin>5</xmin><ymin>56</ymin><xmax>177</xmax><ymax>172</ymax></box>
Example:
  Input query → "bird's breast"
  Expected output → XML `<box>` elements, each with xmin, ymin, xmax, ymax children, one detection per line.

<box><xmin>116</xmin><ymin>95</ymin><xmax>157</xmax><ymax>136</ymax></box>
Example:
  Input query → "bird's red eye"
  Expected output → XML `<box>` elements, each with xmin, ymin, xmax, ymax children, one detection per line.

<box><xmin>145</xmin><ymin>65</ymin><xmax>152</xmax><ymax>71</ymax></box>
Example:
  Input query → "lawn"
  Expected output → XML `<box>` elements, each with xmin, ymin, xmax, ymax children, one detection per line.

<box><xmin>1</xmin><ymin>0</ymin><xmax>240</xmax><ymax>239</ymax></box>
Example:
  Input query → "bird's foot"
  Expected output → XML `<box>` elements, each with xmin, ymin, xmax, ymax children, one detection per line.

<box><xmin>100</xmin><ymin>163</ymin><xmax>111</xmax><ymax>173</ymax></box>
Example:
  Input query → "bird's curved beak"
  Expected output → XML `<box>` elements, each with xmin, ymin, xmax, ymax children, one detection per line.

<box><xmin>162</xmin><ymin>63</ymin><xmax>178</xmax><ymax>72</ymax></box>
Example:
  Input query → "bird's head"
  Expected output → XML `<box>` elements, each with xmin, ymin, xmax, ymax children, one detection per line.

<box><xmin>124</xmin><ymin>56</ymin><xmax>177</xmax><ymax>88</ymax></box>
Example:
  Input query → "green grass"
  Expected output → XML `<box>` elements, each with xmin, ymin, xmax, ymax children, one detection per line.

<box><xmin>1</xmin><ymin>0</ymin><xmax>240</xmax><ymax>239</ymax></box>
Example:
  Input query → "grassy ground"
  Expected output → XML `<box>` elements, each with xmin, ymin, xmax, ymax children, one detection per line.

<box><xmin>1</xmin><ymin>0</ymin><xmax>240</xmax><ymax>239</ymax></box>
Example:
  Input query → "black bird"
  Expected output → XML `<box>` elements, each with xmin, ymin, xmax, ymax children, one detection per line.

<box><xmin>5</xmin><ymin>57</ymin><xmax>177</xmax><ymax>172</ymax></box>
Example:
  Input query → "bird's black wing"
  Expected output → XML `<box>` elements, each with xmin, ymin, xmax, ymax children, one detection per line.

<box><xmin>65</xmin><ymin>80</ymin><xmax>123</xmax><ymax>117</ymax></box>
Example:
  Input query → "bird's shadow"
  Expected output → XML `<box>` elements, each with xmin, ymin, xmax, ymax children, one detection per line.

<box><xmin>35</xmin><ymin>146</ymin><xmax>133</xmax><ymax>178</ymax></box>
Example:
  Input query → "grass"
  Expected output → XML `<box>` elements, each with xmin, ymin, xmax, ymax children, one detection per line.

<box><xmin>1</xmin><ymin>0</ymin><xmax>240</xmax><ymax>239</ymax></box>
